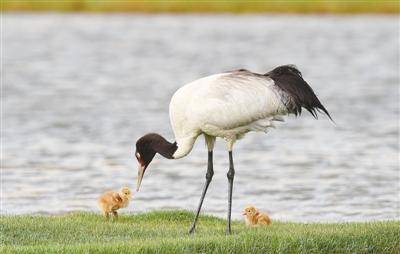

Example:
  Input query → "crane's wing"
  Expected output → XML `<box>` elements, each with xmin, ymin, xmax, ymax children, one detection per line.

<box><xmin>189</xmin><ymin>71</ymin><xmax>289</xmax><ymax>130</ymax></box>
<box><xmin>185</xmin><ymin>66</ymin><xmax>331</xmax><ymax>131</ymax></box>
<box><xmin>169</xmin><ymin>65</ymin><xmax>332</xmax><ymax>145</ymax></box>
<box><xmin>264</xmin><ymin>65</ymin><xmax>332</xmax><ymax>120</ymax></box>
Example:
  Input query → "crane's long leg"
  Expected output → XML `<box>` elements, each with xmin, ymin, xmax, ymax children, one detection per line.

<box><xmin>189</xmin><ymin>151</ymin><xmax>214</xmax><ymax>234</ymax></box>
<box><xmin>226</xmin><ymin>150</ymin><xmax>235</xmax><ymax>234</ymax></box>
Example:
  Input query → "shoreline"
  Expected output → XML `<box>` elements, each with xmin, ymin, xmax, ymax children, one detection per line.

<box><xmin>1</xmin><ymin>209</ymin><xmax>398</xmax><ymax>224</ymax></box>
<box><xmin>2</xmin><ymin>1</ymin><xmax>399</xmax><ymax>14</ymax></box>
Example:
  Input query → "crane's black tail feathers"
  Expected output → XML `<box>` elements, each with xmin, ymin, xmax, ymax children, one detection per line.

<box><xmin>265</xmin><ymin>65</ymin><xmax>333</xmax><ymax>122</ymax></box>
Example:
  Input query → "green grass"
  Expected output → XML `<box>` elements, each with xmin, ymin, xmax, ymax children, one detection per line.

<box><xmin>1</xmin><ymin>210</ymin><xmax>399</xmax><ymax>253</ymax></box>
<box><xmin>1</xmin><ymin>0</ymin><xmax>399</xmax><ymax>13</ymax></box>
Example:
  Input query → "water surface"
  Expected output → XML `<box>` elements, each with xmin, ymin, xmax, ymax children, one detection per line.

<box><xmin>2</xmin><ymin>14</ymin><xmax>399</xmax><ymax>222</ymax></box>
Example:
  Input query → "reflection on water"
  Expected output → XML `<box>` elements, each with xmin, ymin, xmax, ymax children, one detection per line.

<box><xmin>2</xmin><ymin>14</ymin><xmax>399</xmax><ymax>222</ymax></box>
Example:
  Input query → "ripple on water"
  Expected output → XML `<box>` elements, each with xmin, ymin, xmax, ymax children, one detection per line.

<box><xmin>2</xmin><ymin>14</ymin><xmax>399</xmax><ymax>222</ymax></box>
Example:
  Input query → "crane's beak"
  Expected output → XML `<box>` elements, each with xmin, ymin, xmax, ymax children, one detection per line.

<box><xmin>136</xmin><ymin>164</ymin><xmax>145</xmax><ymax>192</ymax></box>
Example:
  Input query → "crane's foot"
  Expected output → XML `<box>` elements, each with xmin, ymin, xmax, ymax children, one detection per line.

<box><xmin>188</xmin><ymin>225</ymin><xmax>196</xmax><ymax>234</ymax></box>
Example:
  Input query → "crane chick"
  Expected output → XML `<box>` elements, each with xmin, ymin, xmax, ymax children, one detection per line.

<box><xmin>98</xmin><ymin>187</ymin><xmax>132</xmax><ymax>220</ymax></box>
<box><xmin>243</xmin><ymin>206</ymin><xmax>271</xmax><ymax>226</ymax></box>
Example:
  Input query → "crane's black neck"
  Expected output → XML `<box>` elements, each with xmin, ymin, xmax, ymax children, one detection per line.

<box><xmin>137</xmin><ymin>133</ymin><xmax>178</xmax><ymax>159</ymax></box>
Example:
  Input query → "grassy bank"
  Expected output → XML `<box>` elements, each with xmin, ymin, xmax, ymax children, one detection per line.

<box><xmin>1</xmin><ymin>210</ymin><xmax>399</xmax><ymax>253</ymax></box>
<box><xmin>1</xmin><ymin>0</ymin><xmax>399</xmax><ymax>14</ymax></box>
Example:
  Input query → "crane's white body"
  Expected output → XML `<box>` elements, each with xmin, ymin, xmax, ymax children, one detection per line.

<box><xmin>169</xmin><ymin>72</ymin><xmax>288</xmax><ymax>159</ymax></box>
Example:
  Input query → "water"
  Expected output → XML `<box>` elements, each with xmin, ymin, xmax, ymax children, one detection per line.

<box><xmin>2</xmin><ymin>14</ymin><xmax>399</xmax><ymax>222</ymax></box>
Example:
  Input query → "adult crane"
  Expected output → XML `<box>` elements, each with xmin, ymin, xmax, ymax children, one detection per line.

<box><xmin>134</xmin><ymin>65</ymin><xmax>332</xmax><ymax>234</ymax></box>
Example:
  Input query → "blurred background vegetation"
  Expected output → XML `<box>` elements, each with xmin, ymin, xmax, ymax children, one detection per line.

<box><xmin>2</xmin><ymin>0</ymin><xmax>399</xmax><ymax>13</ymax></box>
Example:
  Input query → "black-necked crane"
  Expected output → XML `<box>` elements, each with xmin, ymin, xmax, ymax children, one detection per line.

<box><xmin>134</xmin><ymin>65</ymin><xmax>332</xmax><ymax>234</ymax></box>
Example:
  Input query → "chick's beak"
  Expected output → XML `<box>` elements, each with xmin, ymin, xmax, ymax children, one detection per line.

<box><xmin>136</xmin><ymin>164</ymin><xmax>145</xmax><ymax>192</ymax></box>
<box><xmin>242</xmin><ymin>211</ymin><xmax>247</xmax><ymax>216</ymax></box>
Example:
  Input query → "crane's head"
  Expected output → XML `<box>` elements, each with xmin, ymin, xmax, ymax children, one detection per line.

<box><xmin>135</xmin><ymin>133</ymin><xmax>178</xmax><ymax>192</ymax></box>
<box><xmin>135</xmin><ymin>135</ymin><xmax>157</xmax><ymax>192</ymax></box>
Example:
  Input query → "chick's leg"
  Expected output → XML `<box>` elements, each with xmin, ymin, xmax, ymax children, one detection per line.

<box><xmin>112</xmin><ymin>210</ymin><xmax>118</xmax><ymax>221</ymax></box>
